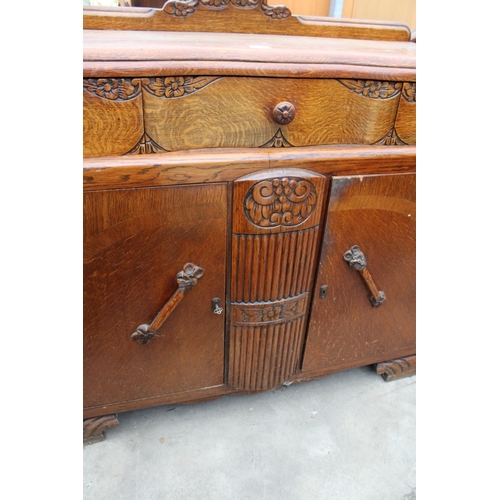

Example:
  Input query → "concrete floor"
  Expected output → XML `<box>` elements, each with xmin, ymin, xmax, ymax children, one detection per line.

<box><xmin>84</xmin><ymin>365</ymin><xmax>416</xmax><ymax>500</ymax></box>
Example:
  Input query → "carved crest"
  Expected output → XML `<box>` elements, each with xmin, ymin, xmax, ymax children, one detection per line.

<box><xmin>163</xmin><ymin>0</ymin><xmax>291</xmax><ymax>19</ymax></box>
<box><xmin>244</xmin><ymin>177</ymin><xmax>317</xmax><ymax>228</ymax></box>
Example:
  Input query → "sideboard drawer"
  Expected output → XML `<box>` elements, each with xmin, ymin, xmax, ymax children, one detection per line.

<box><xmin>83</xmin><ymin>76</ymin><xmax>412</xmax><ymax>156</ymax></box>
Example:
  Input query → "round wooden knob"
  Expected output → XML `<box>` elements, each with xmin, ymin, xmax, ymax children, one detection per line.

<box><xmin>273</xmin><ymin>102</ymin><xmax>296</xmax><ymax>125</ymax></box>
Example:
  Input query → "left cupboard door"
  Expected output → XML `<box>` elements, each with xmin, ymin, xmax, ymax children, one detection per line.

<box><xmin>84</xmin><ymin>183</ymin><xmax>228</xmax><ymax>410</ymax></box>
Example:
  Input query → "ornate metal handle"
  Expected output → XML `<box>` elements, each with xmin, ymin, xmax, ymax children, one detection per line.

<box><xmin>131</xmin><ymin>263</ymin><xmax>204</xmax><ymax>344</ymax></box>
<box><xmin>343</xmin><ymin>246</ymin><xmax>386</xmax><ymax>308</ymax></box>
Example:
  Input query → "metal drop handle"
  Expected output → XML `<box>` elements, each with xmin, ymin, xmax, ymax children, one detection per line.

<box><xmin>131</xmin><ymin>263</ymin><xmax>204</xmax><ymax>344</ymax></box>
<box><xmin>343</xmin><ymin>245</ymin><xmax>386</xmax><ymax>308</ymax></box>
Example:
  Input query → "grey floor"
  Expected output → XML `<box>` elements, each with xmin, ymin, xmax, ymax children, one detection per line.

<box><xmin>84</xmin><ymin>366</ymin><xmax>416</xmax><ymax>500</ymax></box>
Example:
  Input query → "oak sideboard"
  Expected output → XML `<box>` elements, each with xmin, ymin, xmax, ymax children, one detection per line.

<box><xmin>83</xmin><ymin>0</ymin><xmax>416</xmax><ymax>444</ymax></box>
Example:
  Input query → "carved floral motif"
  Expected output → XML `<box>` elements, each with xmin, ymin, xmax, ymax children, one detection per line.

<box><xmin>83</xmin><ymin>78</ymin><xmax>141</xmax><ymax>101</ymax></box>
<box><xmin>244</xmin><ymin>177</ymin><xmax>317</xmax><ymax>227</ymax></box>
<box><xmin>164</xmin><ymin>0</ymin><xmax>199</xmax><ymax>16</ymax></box>
<box><xmin>125</xmin><ymin>133</ymin><xmax>168</xmax><ymax>155</ymax></box>
<box><xmin>233</xmin><ymin>294</ymin><xmax>307</xmax><ymax>325</ymax></box>
<box><xmin>402</xmin><ymin>82</ymin><xmax>416</xmax><ymax>103</ymax></box>
<box><xmin>373</xmin><ymin>128</ymin><xmax>407</xmax><ymax>146</ymax></box>
<box><xmin>163</xmin><ymin>0</ymin><xmax>291</xmax><ymax>19</ymax></box>
<box><xmin>339</xmin><ymin>79</ymin><xmax>402</xmax><ymax>99</ymax></box>
<box><xmin>260</xmin><ymin>128</ymin><xmax>294</xmax><ymax>148</ymax></box>
<box><xmin>199</xmin><ymin>0</ymin><xmax>230</xmax><ymax>6</ymax></box>
<box><xmin>261</xmin><ymin>3</ymin><xmax>291</xmax><ymax>19</ymax></box>
<box><xmin>142</xmin><ymin>76</ymin><xmax>219</xmax><ymax>98</ymax></box>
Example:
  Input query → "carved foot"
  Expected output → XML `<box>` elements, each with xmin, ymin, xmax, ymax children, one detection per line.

<box><xmin>376</xmin><ymin>355</ymin><xmax>416</xmax><ymax>381</ymax></box>
<box><xmin>83</xmin><ymin>415</ymin><xmax>119</xmax><ymax>445</ymax></box>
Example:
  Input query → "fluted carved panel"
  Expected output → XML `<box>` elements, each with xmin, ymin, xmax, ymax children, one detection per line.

<box><xmin>228</xmin><ymin>168</ymin><xmax>327</xmax><ymax>391</ymax></box>
<box><xmin>231</xmin><ymin>227</ymin><xmax>320</xmax><ymax>303</ymax></box>
<box><xmin>228</xmin><ymin>316</ymin><xmax>306</xmax><ymax>391</ymax></box>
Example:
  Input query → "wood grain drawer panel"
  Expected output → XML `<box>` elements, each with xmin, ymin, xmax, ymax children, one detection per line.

<box><xmin>83</xmin><ymin>77</ymin><xmax>407</xmax><ymax>156</ymax></box>
<box><xmin>83</xmin><ymin>80</ymin><xmax>144</xmax><ymax>157</ymax></box>
<box><xmin>143</xmin><ymin>77</ymin><xmax>401</xmax><ymax>151</ymax></box>
<box><xmin>394</xmin><ymin>83</ymin><xmax>416</xmax><ymax>145</ymax></box>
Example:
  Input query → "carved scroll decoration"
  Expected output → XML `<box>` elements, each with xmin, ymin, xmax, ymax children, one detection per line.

<box><xmin>376</xmin><ymin>355</ymin><xmax>416</xmax><ymax>381</ymax></box>
<box><xmin>142</xmin><ymin>76</ymin><xmax>219</xmax><ymax>98</ymax></box>
<box><xmin>83</xmin><ymin>78</ymin><xmax>142</xmax><ymax>101</ymax></box>
<box><xmin>402</xmin><ymin>82</ymin><xmax>416</xmax><ymax>103</ymax></box>
<box><xmin>339</xmin><ymin>79</ymin><xmax>402</xmax><ymax>99</ymax></box>
<box><xmin>83</xmin><ymin>415</ymin><xmax>119</xmax><ymax>444</ymax></box>
<box><xmin>260</xmin><ymin>128</ymin><xmax>294</xmax><ymax>148</ymax></box>
<box><xmin>372</xmin><ymin>128</ymin><xmax>407</xmax><ymax>146</ymax></box>
<box><xmin>244</xmin><ymin>177</ymin><xmax>317</xmax><ymax>228</ymax></box>
<box><xmin>125</xmin><ymin>133</ymin><xmax>168</xmax><ymax>155</ymax></box>
<box><xmin>163</xmin><ymin>0</ymin><xmax>291</xmax><ymax>19</ymax></box>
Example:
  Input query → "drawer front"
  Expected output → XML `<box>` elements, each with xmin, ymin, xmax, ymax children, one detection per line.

<box><xmin>83</xmin><ymin>183</ymin><xmax>227</xmax><ymax>409</ymax></box>
<box><xmin>83</xmin><ymin>76</ymin><xmax>414</xmax><ymax>157</ymax></box>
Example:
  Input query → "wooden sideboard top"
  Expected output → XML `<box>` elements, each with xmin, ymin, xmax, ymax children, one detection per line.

<box><xmin>83</xmin><ymin>29</ymin><xmax>415</xmax><ymax>80</ymax></box>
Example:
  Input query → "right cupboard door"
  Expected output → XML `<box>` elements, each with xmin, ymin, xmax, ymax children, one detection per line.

<box><xmin>301</xmin><ymin>173</ymin><xmax>416</xmax><ymax>374</ymax></box>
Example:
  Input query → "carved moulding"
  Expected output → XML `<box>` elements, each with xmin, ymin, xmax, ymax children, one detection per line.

<box><xmin>83</xmin><ymin>415</ymin><xmax>119</xmax><ymax>444</ymax></box>
<box><xmin>376</xmin><ymin>355</ymin><xmax>416</xmax><ymax>381</ymax></box>
<box><xmin>339</xmin><ymin>79</ymin><xmax>402</xmax><ymax>99</ymax></box>
<box><xmin>231</xmin><ymin>293</ymin><xmax>308</xmax><ymax>326</ymax></box>
<box><xmin>244</xmin><ymin>177</ymin><xmax>317</xmax><ymax>228</ymax></box>
<box><xmin>142</xmin><ymin>76</ymin><xmax>219</xmax><ymax>98</ymax></box>
<box><xmin>372</xmin><ymin>128</ymin><xmax>407</xmax><ymax>146</ymax></box>
<box><xmin>163</xmin><ymin>0</ymin><xmax>291</xmax><ymax>19</ymax></box>
<box><xmin>83</xmin><ymin>78</ymin><xmax>142</xmax><ymax>101</ymax></box>
<box><xmin>260</xmin><ymin>128</ymin><xmax>294</xmax><ymax>148</ymax></box>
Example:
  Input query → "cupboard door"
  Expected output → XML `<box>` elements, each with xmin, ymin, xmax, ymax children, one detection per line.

<box><xmin>301</xmin><ymin>173</ymin><xmax>415</xmax><ymax>373</ymax></box>
<box><xmin>84</xmin><ymin>184</ymin><xmax>227</xmax><ymax>409</ymax></box>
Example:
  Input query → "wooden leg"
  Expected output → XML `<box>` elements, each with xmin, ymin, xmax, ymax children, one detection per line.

<box><xmin>83</xmin><ymin>414</ymin><xmax>119</xmax><ymax>445</ymax></box>
<box><xmin>376</xmin><ymin>355</ymin><xmax>416</xmax><ymax>381</ymax></box>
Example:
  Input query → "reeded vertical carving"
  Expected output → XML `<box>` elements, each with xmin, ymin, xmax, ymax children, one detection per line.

<box><xmin>228</xmin><ymin>169</ymin><xmax>326</xmax><ymax>391</ymax></box>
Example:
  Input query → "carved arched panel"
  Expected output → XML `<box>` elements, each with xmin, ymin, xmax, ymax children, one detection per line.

<box><xmin>228</xmin><ymin>168</ymin><xmax>327</xmax><ymax>390</ymax></box>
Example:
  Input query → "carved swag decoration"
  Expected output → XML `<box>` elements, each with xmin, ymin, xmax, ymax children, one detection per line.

<box><xmin>244</xmin><ymin>177</ymin><xmax>317</xmax><ymax>228</ymax></box>
<box><xmin>163</xmin><ymin>0</ymin><xmax>291</xmax><ymax>19</ymax></box>
<box><xmin>142</xmin><ymin>76</ymin><xmax>219</xmax><ymax>98</ymax></box>
<box><xmin>339</xmin><ymin>80</ymin><xmax>403</xmax><ymax>99</ymax></box>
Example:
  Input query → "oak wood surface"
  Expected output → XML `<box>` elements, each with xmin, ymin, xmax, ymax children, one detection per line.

<box><xmin>83</xmin><ymin>30</ymin><xmax>415</xmax><ymax>71</ymax></box>
<box><xmin>83</xmin><ymin>89</ymin><xmax>144</xmax><ymax>157</ymax></box>
<box><xmin>228</xmin><ymin>168</ymin><xmax>328</xmax><ymax>390</ymax></box>
<box><xmin>83</xmin><ymin>2</ymin><xmax>411</xmax><ymax>41</ymax></box>
<box><xmin>301</xmin><ymin>173</ymin><xmax>415</xmax><ymax>373</ymax></box>
<box><xmin>395</xmin><ymin>84</ymin><xmax>416</xmax><ymax>144</ymax></box>
<box><xmin>84</xmin><ymin>183</ymin><xmax>227</xmax><ymax>410</ymax></box>
<box><xmin>137</xmin><ymin>77</ymin><xmax>401</xmax><ymax>153</ymax></box>
<box><xmin>84</xmin><ymin>61</ymin><xmax>416</xmax><ymax>82</ymax></box>
<box><xmin>83</xmin><ymin>145</ymin><xmax>416</xmax><ymax>191</ymax></box>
